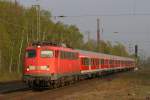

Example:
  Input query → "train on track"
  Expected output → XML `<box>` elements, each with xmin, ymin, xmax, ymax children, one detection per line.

<box><xmin>23</xmin><ymin>41</ymin><xmax>136</xmax><ymax>89</ymax></box>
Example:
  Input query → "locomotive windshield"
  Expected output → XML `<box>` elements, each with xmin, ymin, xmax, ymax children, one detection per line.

<box><xmin>41</xmin><ymin>50</ymin><xmax>53</xmax><ymax>58</ymax></box>
<box><xmin>26</xmin><ymin>50</ymin><xmax>36</xmax><ymax>58</ymax></box>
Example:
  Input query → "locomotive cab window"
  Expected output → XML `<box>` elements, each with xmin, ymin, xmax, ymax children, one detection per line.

<box><xmin>26</xmin><ymin>50</ymin><xmax>36</xmax><ymax>58</ymax></box>
<box><xmin>41</xmin><ymin>50</ymin><xmax>53</xmax><ymax>58</ymax></box>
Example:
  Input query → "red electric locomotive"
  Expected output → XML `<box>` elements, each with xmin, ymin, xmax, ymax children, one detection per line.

<box><xmin>23</xmin><ymin>41</ymin><xmax>80</xmax><ymax>88</ymax></box>
<box><xmin>23</xmin><ymin>41</ymin><xmax>136</xmax><ymax>89</ymax></box>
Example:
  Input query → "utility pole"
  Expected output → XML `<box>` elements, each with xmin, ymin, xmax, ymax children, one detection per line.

<box><xmin>87</xmin><ymin>31</ymin><xmax>90</xmax><ymax>41</ymax></box>
<box><xmin>32</xmin><ymin>4</ymin><xmax>40</xmax><ymax>41</ymax></box>
<box><xmin>129</xmin><ymin>43</ymin><xmax>132</xmax><ymax>53</ymax></box>
<box><xmin>135</xmin><ymin>44</ymin><xmax>138</xmax><ymax>69</ymax></box>
<box><xmin>18</xmin><ymin>35</ymin><xmax>24</xmax><ymax>73</ymax></box>
<box><xmin>9</xmin><ymin>42</ymin><xmax>14</xmax><ymax>73</ymax></box>
<box><xmin>97</xmin><ymin>18</ymin><xmax>100</xmax><ymax>51</ymax></box>
<box><xmin>15</xmin><ymin>0</ymin><xmax>17</xmax><ymax>4</ymax></box>
<box><xmin>86</xmin><ymin>31</ymin><xmax>90</xmax><ymax>41</ymax></box>
<box><xmin>135</xmin><ymin>44</ymin><xmax>138</xmax><ymax>58</ymax></box>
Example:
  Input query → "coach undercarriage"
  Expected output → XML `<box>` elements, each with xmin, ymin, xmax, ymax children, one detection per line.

<box><xmin>24</xmin><ymin>67</ymin><xmax>134</xmax><ymax>90</ymax></box>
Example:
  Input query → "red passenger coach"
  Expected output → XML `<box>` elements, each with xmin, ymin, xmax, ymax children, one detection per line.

<box><xmin>23</xmin><ymin>41</ymin><xmax>80</xmax><ymax>88</ymax></box>
<box><xmin>77</xmin><ymin>49</ymin><xmax>135</xmax><ymax>77</ymax></box>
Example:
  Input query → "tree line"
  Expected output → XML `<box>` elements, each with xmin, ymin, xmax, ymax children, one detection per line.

<box><xmin>0</xmin><ymin>1</ymin><xmax>131</xmax><ymax>75</ymax></box>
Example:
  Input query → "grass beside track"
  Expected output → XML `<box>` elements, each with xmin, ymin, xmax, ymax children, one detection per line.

<box><xmin>60</xmin><ymin>67</ymin><xmax>150</xmax><ymax>100</ymax></box>
<box><xmin>0</xmin><ymin>72</ymin><xmax>22</xmax><ymax>82</ymax></box>
<box><xmin>0</xmin><ymin>67</ymin><xmax>150</xmax><ymax>100</ymax></box>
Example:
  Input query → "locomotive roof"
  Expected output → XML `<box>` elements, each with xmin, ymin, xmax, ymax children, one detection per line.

<box><xmin>76</xmin><ymin>49</ymin><xmax>135</xmax><ymax>61</ymax></box>
<box><xmin>31</xmin><ymin>41</ymin><xmax>73</xmax><ymax>48</ymax></box>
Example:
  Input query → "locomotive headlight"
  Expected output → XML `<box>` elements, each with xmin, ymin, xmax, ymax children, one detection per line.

<box><xmin>27</xmin><ymin>68</ymin><xmax>29</xmax><ymax>71</ymax></box>
<box><xmin>40</xmin><ymin>66</ymin><xmax>49</xmax><ymax>70</ymax></box>
<box><xmin>46</xmin><ymin>66</ymin><xmax>50</xmax><ymax>71</ymax></box>
<box><xmin>29</xmin><ymin>65</ymin><xmax>36</xmax><ymax>70</ymax></box>
<box><xmin>27</xmin><ymin>65</ymin><xmax>49</xmax><ymax>71</ymax></box>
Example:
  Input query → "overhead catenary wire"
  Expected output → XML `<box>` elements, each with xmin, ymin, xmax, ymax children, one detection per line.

<box><xmin>53</xmin><ymin>13</ymin><xmax>150</xmax><ymax>18</ymax></box>
<box><xmin>1</xmin><ymin>11</ymin><xmax>150</xmax><ymax>43</ymax></box>
<box><xmin>1</xmin><ymin>12</ymin><xmax>150</xmax><ymax>30</ymax></box>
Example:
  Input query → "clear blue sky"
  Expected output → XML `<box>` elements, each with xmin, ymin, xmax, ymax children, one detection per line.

<box><xmin>18</xmin><ymin>0</ymin><xmax>150</xmax><ymax>58</ymax></box>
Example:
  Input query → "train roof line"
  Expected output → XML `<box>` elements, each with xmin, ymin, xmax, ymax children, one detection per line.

<box><xmin>31</xmin><ymin>41</ymin><xmax>65</xmax><ymax>47</ymax></box>
<box><xmin>76</xmin><ymin>49</ymin><xmax>135</xmax><ymax>61</ymax></box>
<box><xmin>31</xmin><ymin>41</ymin><xmax>74</xmax><ymax>49</ymax></box>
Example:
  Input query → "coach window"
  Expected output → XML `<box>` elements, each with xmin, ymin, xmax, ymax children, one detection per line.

<box><xmin>83</xmin><ymin>58</ymin><xmax>90</xmax><ymax>66</ymax></box>
<box><xmin>41</xmin><ymin>50</ymin><xmax>53</xmax><ymax>58</ymax></box>
<box><xmin>99</xmin><ymin>59</ymin><xmax>101</xmax><ymax>65</ymax></box>
<box><xmin>93</xmin><ymin>59</ymin><xmax>96</xmax><ymax>66</ymax></box>
<box><xmin>115</xmin><ymin>60</ymin><xmax>117</xmax><ymax>65</ymax></box>
<box><xmin>93</xmin><ymin>59</ymin><xmax>95</xmax><ymax>66</ymax></box>
<box><xmin>96</xmin><ymin>59</ymin><xmax>99</xmax><ymax>66</ymax></box>
<box><xmin>91</xmin><ymin>59</ymin><xmax>94</xmax><ymax>66</ymax></box>
<box><xmin>109</xmin><ymin>60</ymin><xmax>112</xmax><ymax>65</ymax></box>
<box><xmin>122</xmin><ymin>61</ymin><xmax>124</xmax><ymax>65</ymax></box>
<box><xmin>105</xmin><ymin>60</ymin><xmax>107</xmax><ymax>64</ymax></box>
<box><xmin>101</xmin><ymin>59</ymin><xmax>104</xmax><ymax>65</ymax></box>
<box><xmin>121</xmin><ymin>61</ymin><xmax>123</xmax><ymax>65</ymax></box>
<box><xmin>82</xmin><ymin>58</ymin><xmax>86</xmax><ymax>65</ymax></box>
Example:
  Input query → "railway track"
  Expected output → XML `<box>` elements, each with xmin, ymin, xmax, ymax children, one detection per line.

<box><xmin>0</xmin><ymin>72</ymin><xmax>130</xmax><ymax>100</ymax></box>
<box><xmin>0</xmin><ymin>70</ymin><xmax>131</xmax><ymax>95</ymax></box>
<box><xmin>0</xmin><ymin>69</ymin><xmax>148</xmax><ymax>100</ymax></box>
<box><xmin>0</xmin><ymin>75</ymin><xmax>112</xmax><ymax>94</ymax></box>
<box><xmin>0</xmin><ymin>81</ymin><xmax>29</xmax><ymax>94</ymax></box>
